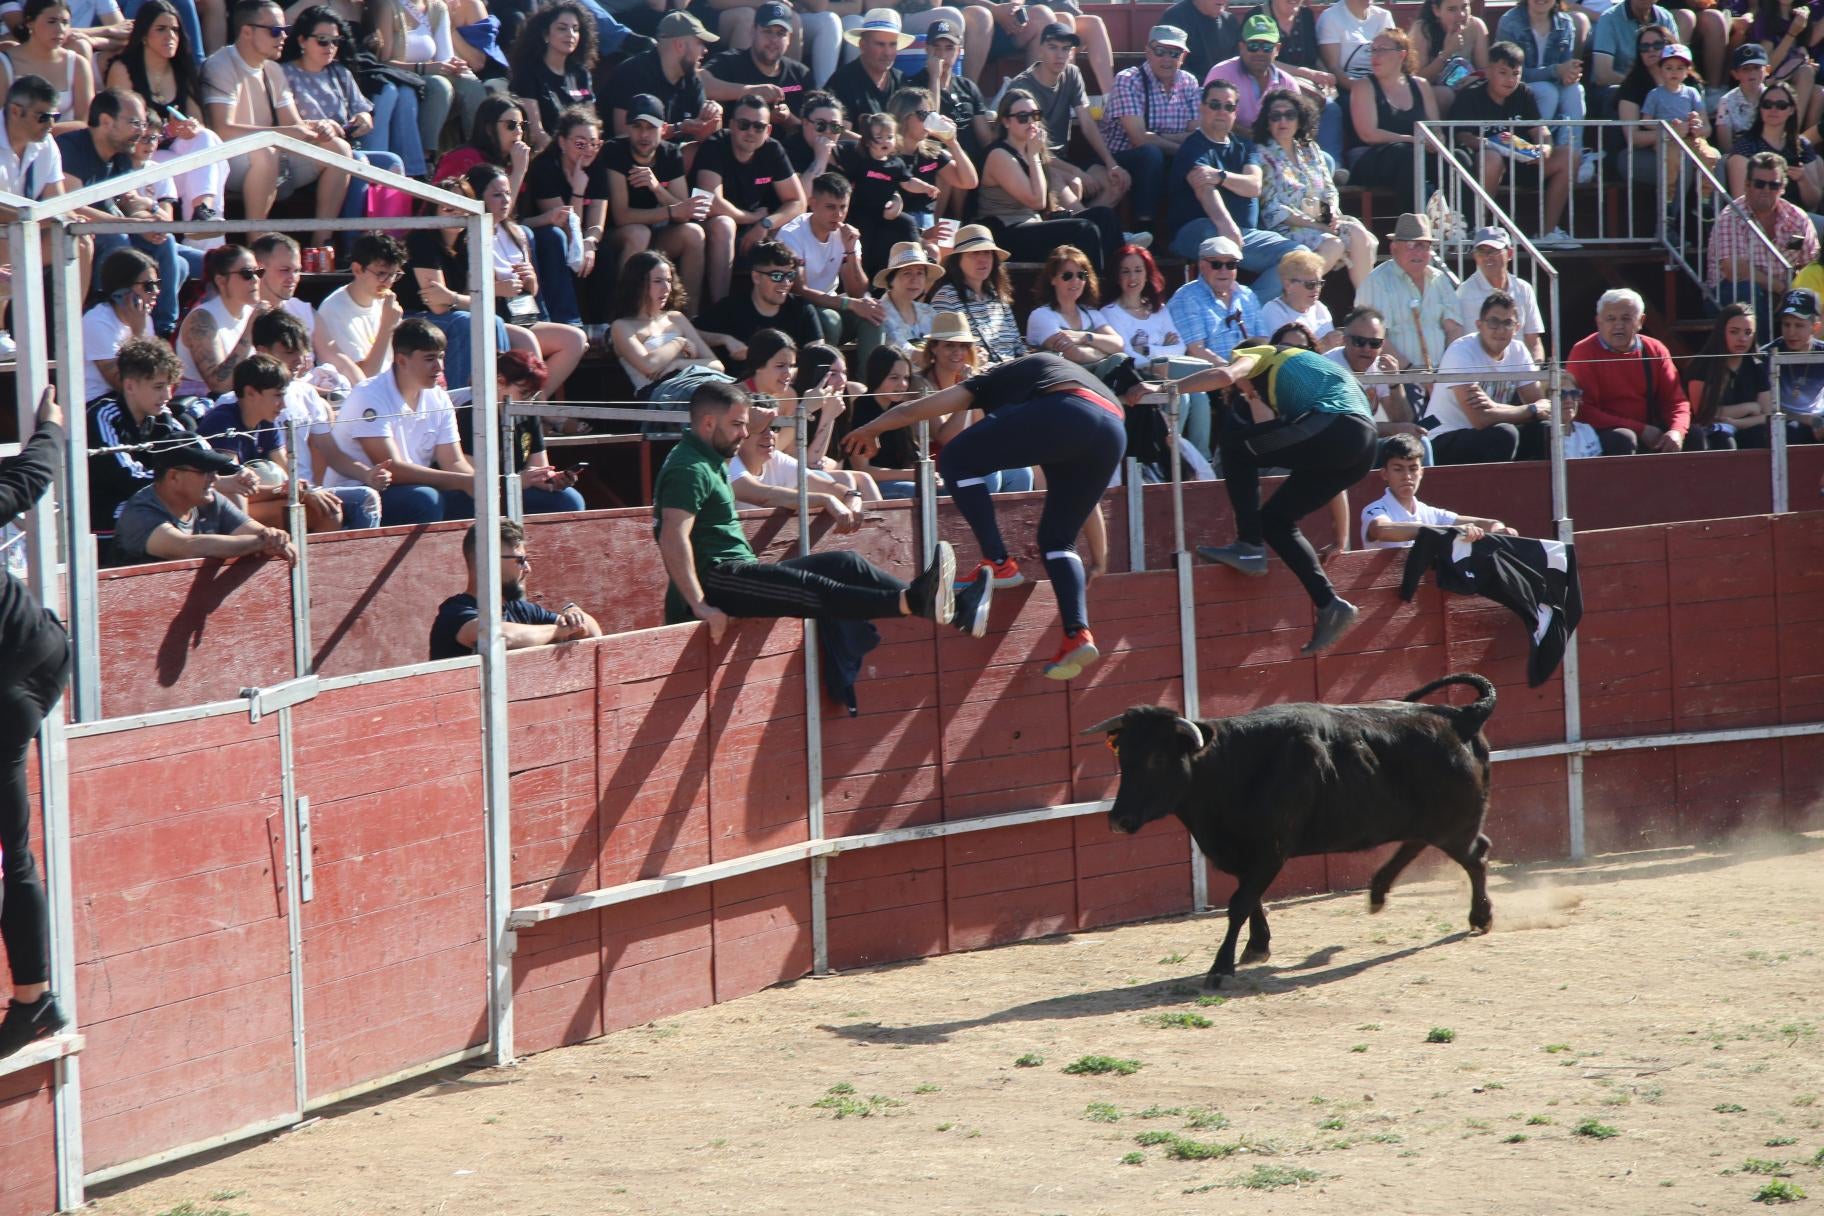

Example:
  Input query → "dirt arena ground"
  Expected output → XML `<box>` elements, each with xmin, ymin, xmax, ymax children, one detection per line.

<box><xmin>94</xmin><ymin>836</ymin><xmax>1824</xmax><ymax>1216</ymax></box>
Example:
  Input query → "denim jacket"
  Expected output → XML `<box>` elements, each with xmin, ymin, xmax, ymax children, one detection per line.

<box><xmin>1495</xmin><ymin>6</ymin><xmax>1578</xmax><ymax>83</ymax></box>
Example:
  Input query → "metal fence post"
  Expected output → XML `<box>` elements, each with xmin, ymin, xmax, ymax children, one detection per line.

<box><xmin>794</xmin><ymin>406</ymin><xmax>829</xmax><ymax>975</ymax></box>
<box><xmin>1167</xmin><ymin>388</ymin><xmax>1208</xmax><ymax>912</ymax></box>
<box><xmin>47</xmin><ymin>221</ymin><xmax>98</xmax><ymax>722</ymax></box>
<box><xmin>1771</xmin><ymin>353</ymin><xmax>1791</xmax><ymax>515</ymax></box>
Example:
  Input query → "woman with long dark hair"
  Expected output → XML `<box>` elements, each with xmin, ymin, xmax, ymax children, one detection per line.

<box><xmin>974</xmin><ymin>86</ymin><xmax>1124</xmax><ymax>272</ymax></box>
<box><xmin>432</xmin><ymin>93</ymin><xmax>531</xmax><ymax>197</ymax></box>
<box><xmin>1025</xmin><ymin>244</ymin><xmax>1124</xmax><ymax>369</ymax></box>
<box><xmin>506</xmin><ymin>0</ymin><xmax>595</xmax><ymax>149</ymax></box>
<box><xmin>463</xmin><ymin>162</ymin><xmax>588</xmax><ymax>393</ymax></box>
<box><xmin>1685</xmin><ymin>302</ymin><xmax>1775</xmax><ymax>449</ymax></box>
<box><xmin>1</xmin><ymin>0</ymin><xmax>93</xmax><ymax>133</ymax></box>
<box><xmin>1347</xmin><ymin>28</ymin><xmax>1438</xmax><ymax>216</ymax></box>
<box><xmin>107</xmin><ymin>0</ymin><xmax>224</xmax><ymax>225</ymax></box>
<box><xmin>845</xmin><ymin>344</ymin><xmax>922</xmax><ymax>498</ymax></box>
<box><xmin>279</xmin><ymin>4</ymin><xmax>424</xmax><ymax>177</ymax></box>
<box><xmin>0</xmin><ymin>388</ymin><xmax>70</xmax><ymax>1059</ymax></box>
<box><xmin>1613</xmin><ymin>23</ymin><xmax>1677</xmax><ymax>180</ymax></box>
<box><xmin>609</xmin><ymin>249</ymin><xmax>721</xmax><ymax>393</ymax></box>
<box><xmin>517</xmin><ymin>104</ymin><xmax>606</xmax><ymax>328</ymax></box>
<box><xmin>928</xmin><ymin>224</ymin><xmax>1028</xmax><ymax>365</ymax></box>
<box><xmin>1724</xmin><ymin>78</ymin><xmax>1823</xmax><ymax>208</ymax></box>
<box><xmin>1409</xmin><ymin>0</ymin><xmax>1488</xmax><ymax>113</ymax></box>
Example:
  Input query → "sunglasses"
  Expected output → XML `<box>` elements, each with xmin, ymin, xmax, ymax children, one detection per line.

<box><xmin>22</xmin><ymin>107</ymin><xmax>58</xmax><ymax>124</ymax></box>
<box><xmin>227</xmin><ymin>266</ymin><xmax>258</xmax><ymax>280</ymax></box>
<box><xmin>1148</xmin><ymin>43</ymin><xmax>1185</xmax><ymax>56</ymax></box>
<box><xmin>252</xmin><ymin>22</ymin><xmax>289</xmax><ymax>35</ymax></box>
<box><xmin>732</xmin><ymin>117</ymin><xmax>770</xmax><ymax>132</ymax></box>
<box><xmin>1243</xmin><ymin>39</ymin><xmax>1276</xmax><ymax>51</ymax></box>
<box><xmin>1057</xmin><ymin>269</ymin><xmax>1087</xmax><ymax>281</ymax></box>
<box><xmin>135</xmin><ymin>279</ymin><xmax>161</xmax><ymax>292</ymax></box>
<box><xmin>1761</xmin><ymin>98</ymin><xmax>1794</xmax><ymax>110</ymax></box>
<box><xmin>1267</xmin><ymin>109</ymin><xmax>1299</xmax><ymax>121</ymax></box>
<box><xmin>759</xmin><ymin>269</ymin><xmax>795</xmax><ymax>282</ymax></box>
<box><xmin>1752</xmin><ymin>178</ymin><xmax>1784</xmax><ymax>189</ymax></box>
<box><xmin>503</xmin><ymin>553</ymin><xmax>531</xmax><ymax>567</ymax></box>
<box><xmin>912</xmin><ymin>109</ymin><xmax>932</xmax><ymax>121</ymax></box>
<box><xmin>1006</xmin><ymin>110</ymin><xmax>1039</xmax><ymax>123</ymax></box>
<box><xmin>1205</xmin><ymin>98</ymin><xmax>1238</xmax><ymax>111</ymax></box>
<box><xmin>306</xmin><ymin>33</ymin><xmax>337</xmax><ymax>46</ymax></box>
<box><xmin>1349</xmin><ymin>334</ymin><xmax>1385</xmax><ymax>348</ymax></box>
<box><xmin>1203</xmin><ymin>258</ymin><xmax>1239</xmax><ymax>270</ymax></box>
<box><xmin>1287</xmin><ymin>277</ymin><xmax>1321</xmax><ymax>289</ymax></box>
<box><xmin>502</xmin><ymin>119</ymin><xmax>524</xmax><ymax>130</ymax></box>
<box><xmin>810</xmin><ymin>118</ymin><xmax>840</xmax><ymax>133</ymax></box>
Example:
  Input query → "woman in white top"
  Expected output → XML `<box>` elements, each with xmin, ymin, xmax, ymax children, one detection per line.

<box><xmin>3</xmin><ymin>0</ymin><xmax>94</xmax><ymax>134</ymax></box>
<box><xmin>609</xmin><ymin>249</ymin><xmax>721</xmax><ymax>393</ymax></box>
<box><xmin>106</xmin><ymin>0</ymin><xmax>226</xmax><ymax>232</ymax></box>
<box><xmin>82</xmin><ymin>247</ymin><xmax>158</xmax><ymax>403</ymax></box>
<box><xmin>463</xmin><ymin>163</ymin><xmax>586</xmax><ymax>400</ymax></box>
<box><xmin>1100</xmin><ymin>242</ymin><xmax>1214</xmax><ymax>460</ymax></box>
<box><xmin>371</xmin><ymin>0</ymin><xmax>485</xmax><ymax>158</ymax></box>
<box><xmin>1024</xmin><ymin>244</ymin><xmax>1124</xmax><ymax>366</ymax></box>
<box><xmin>1258</xmin><ymin>248</ymin><xmax>1340</xmax><ymax>351</ymax></box>
<box><xmin>177</xmin><ymin>244</ymin><xmax>268</xmax><ymax>397</ymax></box>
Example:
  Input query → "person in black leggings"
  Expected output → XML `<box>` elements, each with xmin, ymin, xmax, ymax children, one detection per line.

<box><xmin>1176</xmin><ymin>344</ymin><xmax>1379</xmax><ymax>654</ymax></box>
<box><xmin>0</xmin><ymin>388</ymin><xmax>71</xmax><ymax>1059</ymax></box>
<box><xmin>844</xmin><ymin>350</ymin><xmax>1146</xmax><ymax>681</ymax></box>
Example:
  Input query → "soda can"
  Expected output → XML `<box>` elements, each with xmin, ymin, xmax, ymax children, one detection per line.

<box><xmin>301</xmin><ymin>246</ymin><xmax>316</xmax><ymax>273</ymax></box>
<box><xmin>316</xmin><ymin>246</ymin><xmax>335</xmax><ymax>273</ymax></box>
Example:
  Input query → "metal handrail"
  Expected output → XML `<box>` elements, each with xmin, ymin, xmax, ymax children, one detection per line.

<box><xmin>1655</xmin><ymin>119</ymin><xmax>1793</xmax><ymax>304</ymax></box>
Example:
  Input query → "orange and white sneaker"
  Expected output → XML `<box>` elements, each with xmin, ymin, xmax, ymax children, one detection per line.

<box><xmin>968</xmin><ymin>557</ymin><xmax>1024</xmax><ymax>588</ymax></box>
<box><xmin>1042</xmin><ymin>628</ymin><xmax>1100</xmax><ymax>681</ymax></box>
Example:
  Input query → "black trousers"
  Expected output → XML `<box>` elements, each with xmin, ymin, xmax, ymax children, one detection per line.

<box><xmin>1430</xmin><ymin>419</ymin><xmax>1551</xmax><ymax>465</ymax></box>
<box><xmin>703</xmin><ymin>551</ymin><xmax>906</xmax><ymax>621</ymax></box>
<box><xmin>1223</xmin><ymin>412</ymin><xmax>1378</xmax><ymax>608</ymax></box>
<box><xmin>0</xmin><ymin>628</ymin><xmax>67</xmax><ymax>987</ymax></box>
<box><xmin>984</xmin><ymin>206</ymin><xmax>1124</xmax><ymax>273</ymax></box>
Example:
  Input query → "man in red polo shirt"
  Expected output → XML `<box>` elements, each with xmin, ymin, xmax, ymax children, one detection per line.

<box><xmin>1564</xmin><ymin>287</ymin><xmax>1690</xmax><ymax>454</ymax></box>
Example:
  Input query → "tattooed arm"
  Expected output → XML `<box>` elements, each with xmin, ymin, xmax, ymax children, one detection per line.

<box><xmin>180</xmin><ymin>307</ymin><xmax>255</xmax><ymax>396</ymax></box>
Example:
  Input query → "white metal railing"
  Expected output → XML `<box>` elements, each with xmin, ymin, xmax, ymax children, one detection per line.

<box><xmin>1655</xmin><ymin>122</ymin><xmax>1792</xmax><ymax>308</ymax></box>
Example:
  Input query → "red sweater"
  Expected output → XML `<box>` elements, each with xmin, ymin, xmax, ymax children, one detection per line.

<box><xmin>1565</xmin><ymin>333</ymin><xmax>1692</xmax><ymax>436</ymax></box>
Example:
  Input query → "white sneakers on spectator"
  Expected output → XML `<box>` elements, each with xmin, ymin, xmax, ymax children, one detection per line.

<box><xmin>0</xmin><ymin>331</ymin><xmax>17</xmax><ymax>362</ymax></box>
<box><xmin>1578</xmin><ymin>150</ymin><xmax>1600</xmax><ymax>185</ymax></box>
<box><xmin>1535</xmin><ymin>228</ymin><xmax>1582</xmax><ymax>249</ymax></box>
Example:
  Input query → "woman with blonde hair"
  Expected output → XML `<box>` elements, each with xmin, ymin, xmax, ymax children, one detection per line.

<box><xmin>371</xmin><ymin>0</ymin><xmax>485</xmax><ymax>156</ymax></box>
<box><xmin>1259</xmin><ymin>248</ymin><xmax>1340</xmax><ymax>350</ymax></box>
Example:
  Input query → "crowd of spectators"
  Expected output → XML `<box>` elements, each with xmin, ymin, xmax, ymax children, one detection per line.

<box><xmin>9</xmin><ymin>0</ymin><xmax>1820</xmax><ymax>573</ymax></box>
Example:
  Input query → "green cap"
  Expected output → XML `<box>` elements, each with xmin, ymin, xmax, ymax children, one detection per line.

<box><xmin>1241</xmin><ymin>13</ymin><xmax>1280</xmax><ymax>44</ymax></box>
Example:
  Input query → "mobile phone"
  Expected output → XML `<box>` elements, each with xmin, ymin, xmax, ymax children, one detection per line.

<box><xmin>569</xmin><ymin>462</ymin><xmax>588</xmax><ymax>471</ymax></box>
<box><xmin>1014</xmin><ymin>5</ymin><xmax>1029</xmax><ymax>24</ymax></box>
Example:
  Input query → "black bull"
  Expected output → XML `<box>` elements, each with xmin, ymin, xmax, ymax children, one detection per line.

<box><xmin>1088</xmin><ymin>674</ymin><xmax>1498</xmax><ymax>987</ymax></box>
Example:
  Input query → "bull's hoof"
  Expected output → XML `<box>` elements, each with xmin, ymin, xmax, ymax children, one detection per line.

<box><xmin>1204</xmin><ymin>966</ymin><xmax>1230</xmax><ymax>990</ymax></box>
<box><xmin>1240</xmin><ymin>944</ymin><xmax>1270</xmax><ymax>964</ymax></box>
<box><xmin>1470</xmin><ymin>902</ymin><xmax>1493</xmax><ymax>935</ymax></box>
<box><xmin>1368</xmin><ymin>893</ymin><xmax>1387</xmax><ymax>914</ymax></box>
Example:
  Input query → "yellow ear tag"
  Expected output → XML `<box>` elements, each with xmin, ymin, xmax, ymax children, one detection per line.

<box><xmin>1105</xmin><ymin>734</ymin><xmax>1120</xmax><ymax>754</ymax></box>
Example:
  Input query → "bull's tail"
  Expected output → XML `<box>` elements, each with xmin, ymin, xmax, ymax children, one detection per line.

<box><xmin>1404</xmin><ymin>673</ymin><xmax>1497</xmax><ymax>740</ymax></box>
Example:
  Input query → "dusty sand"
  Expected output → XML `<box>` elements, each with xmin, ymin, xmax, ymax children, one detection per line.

<box><xmin>94</xmin><ymin>837</ymin><xmax>1824</xmax><ymax>1216</ymax></box>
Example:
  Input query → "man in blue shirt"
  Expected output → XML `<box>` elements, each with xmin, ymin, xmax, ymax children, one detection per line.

<box><xmin>1168</xmin><ymin>235</ymin><xmax>1263</xmax><ymax>364</ymax></box>
<box><xmin>429</xmin><ymin>519</ymin><xmax>601</xmax><ymax>660</ymax></box>
<box><xmin>1166</xmin><ymin>76</ymin><xmax>1299</xmax><ymax>299</ymax></box>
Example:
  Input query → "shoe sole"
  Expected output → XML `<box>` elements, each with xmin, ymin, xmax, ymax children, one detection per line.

<box><xmin>928</xmin><ymin>542</ymin><xmax>956</xmax><ymax>625</ymax></box>
<box><xmin>1043</xmin><ymin>642</ymin><xmax>1101</xmax><ymax>681</ymax></box>
<box><xmin>961</xmin><ymin>577</ymin><xmax>993</xmax><ymax>637</ymax></box>
<box><xmin>1197</xmin><ymin>547</ymin><xmax>1269</xmax><ymax>577</ymax></box>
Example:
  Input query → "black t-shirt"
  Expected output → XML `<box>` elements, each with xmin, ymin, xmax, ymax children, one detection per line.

<box><xmin>826</xmin><ymin>59</ymin><xmax>904</xmax><ymax>124</ymax></box>
<box><xmin>0</xmin><ymin>422</ymin><xmax>67</xmax><ymax>675</ymax></box>
<box><xmin>849</xmin><ymin>391</ymin><xmax>916</xmax><ymax>472</ymax></box>
<box><xmin>398</xmin><ymin>228</ymin><xmax>469</xmax><ymax>315</ymax></box>
<box><xmin>837</xmin><ymin>140</ymin><xmax>912</xmax><ymax>224</ymax></box>
<box><xmin>701</xmin><ymin>290</ymin><xmax>824</xmax><ymax>349</ymax></box>
<box><xmin>429</xmin><ymin>593</ymin><xmax>560</xmax><ymax>660</ymax></box>
<box><xmin>911</xmin><ymin>67</ymin><xmax>989</xmax><ymax>128</ymax></box>
<box><xmin>518</xmin><ymin>150</ymin><xmax>608</xmax><ymax>221</ymax></box>
<box><xmin>961</xmin><ymin>352</ymin><xmax>1117</xmax><ymax>415</ymax></box>
<box><xmin>901</xmin><ymin>142</ymin><xmax>952</xmax><ymax>216</ymax></box>
<box><xmin>56</xmin><ymin>130</ymin><xmax>132</xmax><ymax>213</ymax></box>
<box><xmin>1164</xmin><ymin>0</ymin><xmax>1243</xmax><ymax>82</ymax></box>
<box><xmin>704</xmin><ymin>48</ymin><xmax>814</xmax><ymax>119</ymax></box>
<box><xmin>508</xmin><ymin>60</ymin><xmax>595</xmax><ymax>137</ymax></box>
<box><xmin>606</xmin><ymin>52</ymin><xmax>707</xmax><ymax>126</ymax></box>
<box><xmin>599</xmin><ymin>135</ymin><xmax>687</xmax><ymax>212</ymax></box>
<box><xmin>780</xmin><ymin>130</ymin><xmax>818</xmax><ymax>174</ymax></box>
<box><xmin>690</xmin><ymin>130</ymin><xmax>795</xmax><ymax>214</ymax></box>
<box><xmin>453</xmin><ymin>398</ymin><xmax>547</xmax><ymax>473</ymax></box>
<box><xmin>1448</xmin><ymin>81</ymin><xmax>1543</xmax><ymax>136</ymax></box>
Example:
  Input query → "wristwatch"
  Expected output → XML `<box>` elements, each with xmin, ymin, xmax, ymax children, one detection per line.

<box><xmin>760</xmin><ymin>215</ymin><xmax>775</xmax><ymax>231</ymax></box>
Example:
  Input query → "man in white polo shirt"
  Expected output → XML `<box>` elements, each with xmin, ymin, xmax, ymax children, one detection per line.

<box><xmin>328</xmin><ymin>318</ymin><xmax>474</xmax><ymax>525</ymax></box>
<box><xmin>1423</xmin><ymin>288</ymin><xmax>1551</xmax><ymax>465</ymax></box>
<box><xmin>1454</xmin><ymin>226</ymin><xmax>1545</xmax><ymax>363</ymax></box>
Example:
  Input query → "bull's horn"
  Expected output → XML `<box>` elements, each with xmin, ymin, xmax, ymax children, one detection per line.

<box><xmin>1174</xmin><ymin>716</ymin><xmax>1207</xmax><ymax>751</ymax></box>
<box><xmin>1079</xmin><ymin>714</ymin><xmax>1128</xmax><ymax>736</ymax></box>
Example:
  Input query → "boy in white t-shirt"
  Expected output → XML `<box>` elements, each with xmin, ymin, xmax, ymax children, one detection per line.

<box><xmin>1360</xmin><ymin>433</ymin><xmax>1517</xmax><ymax>549</ymax></box>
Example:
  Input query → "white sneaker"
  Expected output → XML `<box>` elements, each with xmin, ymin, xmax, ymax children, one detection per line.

<box><xmin>1123</xmin><ymin>231</ymin><xmax>1154</xmax><ymax>250</ymax></box>
<box><xmin>1578</xmin><ymin>150</ymin><xmax>1600</xmax><ymax>186</ymax></box>
<box><xmin>0</xmin><ymin>331</ymin><xmax>18</xmax><ymax>361</ymax></box>
<box><xmin>1536</xmin><ymin>227</ymin><xmax>1583</xmax><ymax>250</ymax></box>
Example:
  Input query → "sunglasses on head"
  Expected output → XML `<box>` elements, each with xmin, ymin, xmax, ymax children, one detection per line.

<box><xmin>1205</xmin><ymin>98</ymin><xmax>1238</xmax><ymax>111</ymax></box>
<box><xmin>732</xmin><ymin>116</ymin><xmax>770</xmax><ymax>132</ymax></box>
<box><xmin>1350</xmin><ymin>334</ymin><xmax>1385</xmax><ymax>348</ymax></box>
<box><xmin>1203</xmin><ymin>258</ymin><xmax>1239</xmax><ymax>270</ymax></box>
<box><xmin>759</xmin><ymin>269</ymin><xmax>795</xmax><ymax>282</ymax></box>
<box><xmin>1057</xmin><ymin>269</ymin><xmax>1087</xmax><ymax>281</ymax></box>
<box><xmin>1006</xmin><ymin>110</ymin><xmax>1039</xmax><ymax>123</ymax></box>
<box><xmin>1243</xmin><ymin>39</ymin><xmax>1276</xmax><ymax>51</ymax></box>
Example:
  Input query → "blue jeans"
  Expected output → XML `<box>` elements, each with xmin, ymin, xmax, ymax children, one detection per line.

<box><xmin>568</xmin><ymin>0</ymin><xmax>636</xmax><ymax>51</ymax></box>
<box><xmin>1169</xmin><ymin>220</ymin><xmax>1299</xmax><ymax>301</ymax></box>
<box><xmin>1526</xmin><ymin>79</ymin><xmax>1586</xmax><ymax>153</ymax></box>
<box><xmin>1318</xmin><ymin>98</ymin><xmax>1344</xmax><ymax>163</ymax></box>
<box><xmin>1113</xmin><ymin>143</ymin><xmax>1167</xmax><ymax>224</ymax></box>
<box><xmin>522</xmin><ymin>485</ymin><xmax>587</xmax><ymax>513</ymax></box>
<box><xmin>120</xmin><ymin>0</ymin><xmax>203</xmax><ymax>62</ymax></box>
<box><xmin>531</xmin><ymin>225</ymin><xmax>583</xmax><ymax>325</ymax></box>
<box><xmin>417</xmin><ymin>309</ymin><xmax>509</xmax><ymax>391</ymax></box>
<box><xmin>96</xmin><ymin>233</ymin><xmax>186</xmax><ymax>335</ymax></box>
<box><xmin>362</xmin><ymin>81</ymin><xmax>428</xmax><ymax>177</ymax></box>
<box><xmin>380</xmin><ymin>484</ymin><xmax>475</xmax><ymax>525</ymax></box>
<box><xmin>329</xmin><ymin>485</ymin><xmax>380</xmax><ymax>530</ymax></box>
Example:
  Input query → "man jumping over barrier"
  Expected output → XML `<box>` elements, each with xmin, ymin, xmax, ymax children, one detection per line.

<box><xmin>655</xmin><ymin>380</ymin><xmax>959</xmax><ymax>640</ymax></box>
<box><xmin>1174</xmin><ymin>342</ymin><xmax>1378</xmax><ymax>655</ymax></box>
<box><xmin>842</xmin><ymin>350</ymin><xmax>1144</xmax><ymax>681</ymax></box>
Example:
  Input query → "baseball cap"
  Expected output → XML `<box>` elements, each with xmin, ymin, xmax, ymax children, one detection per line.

<box><xmin>1147</xmin><ymin>24</ymin><xmax>1190</xmax><ymax>51</ymax></box>
<box><xmin>926</xmin><ymin>17</ymin><xmax>960</xmax><ymax>45</ymax></box>
<box><xmin>754</xmin><ymin>1</ymin><xmax>792</xmax><ymax>30</ymax></box>
<box><xmin>1658</xmin><ymin>42</ymin><xmax>1693</xmax><ymax>65</ymax></box>
<box><xmin>152</xmin><ymin>434</ymin><xmax>241</xmax><ymax>476</ymax></box>
<box><xmin>1471</xmin><ymin>225</ymin><xmax>1511</xmax><ymax>250</ymax></box>
<box><xmin>1781</xmin><ymin>288</ymin><xmax>1820</xmax><ymax>319</ymax></box>
<box><xmin>1039</xmin><ymin>20</ymin><xmax>1080</xmax><ymax>46</ymax></box>
<box><xmin>1241</xmin><ymin>13</ymin><xmax>1280</xmax><ymax>45</ymax></box>
<box><xmin>1198</xmin><ymin>235</ymin><xmax>1242</xmax><ymax>260</ymax></box>
<box><xmin>1733</xmin><ymin>43</ymin><xmax>1769</xmax><ymax>69</ymax></box>
<box><xmin>656</xmin><ymin>10</ymin><xmax>718</xmax><ymax>41</ymax></box>
<box><xmin>626</xmin><ymin>94</ymin><xmax>666</xmax><ymax>128</ymax></box>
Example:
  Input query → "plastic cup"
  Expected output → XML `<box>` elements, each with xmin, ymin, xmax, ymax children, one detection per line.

<box><xmin>925</xmin><ymin>112</ymin><xmax>956</xmax><ymax>137</ymax></box>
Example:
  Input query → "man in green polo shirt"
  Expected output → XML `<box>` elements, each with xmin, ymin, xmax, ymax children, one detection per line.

<box><xmin>654</xmin><ymin>381</ymin><xmax>958</xmax><ymax>640</ymax></box>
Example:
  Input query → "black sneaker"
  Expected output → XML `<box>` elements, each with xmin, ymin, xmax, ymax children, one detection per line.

<box><xmin>0</xmin><ymin>993</ymin><xmax>68</xmax><ymax>1059</ymax></box>
<box><xmin>1301</xmin><ymin>596</ymin><xmax>1359</xmax><ymax>655</ymax></box>
<box><xmin>191</xmin><ymin>201</ymin><xmax>218</xmax><ymax>224</ymax></box>
<box><xmin>953</xmin><ymin>568</ymin><xmax>992</xmax><ymax>637</ymax></box>
<box><xmin>904</xmin><ymin>540</ymin><xmax>957</xmax><ymax>625</ymax></box>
